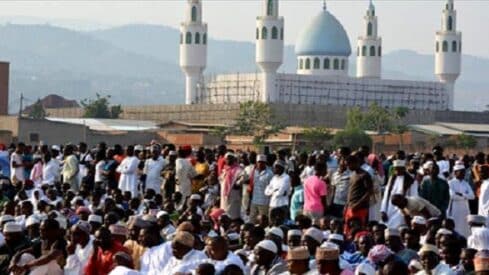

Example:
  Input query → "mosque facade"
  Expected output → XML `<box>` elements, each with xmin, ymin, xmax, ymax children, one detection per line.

<box><xmin>179</xmin><ymin>0</ymin><xmax>462</xmax><ymax>110</ymax></box>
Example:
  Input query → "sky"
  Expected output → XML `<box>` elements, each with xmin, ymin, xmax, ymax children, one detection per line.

<box><xmin>0</xmin><ymin>0</ymin><xmax>487</xmax><ymax>58</ymax></box>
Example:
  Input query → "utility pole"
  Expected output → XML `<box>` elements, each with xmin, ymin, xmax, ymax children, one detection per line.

<box><xmin>18</xmin><ymin>93</ymin><xmax>23</xmax><ymax>118</ymax></box>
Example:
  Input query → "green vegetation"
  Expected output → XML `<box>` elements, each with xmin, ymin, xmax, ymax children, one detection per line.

<box><xmin>81</xmin><ymin>94</ymin><xmax>122</xmax><ymax>119</ymax></box>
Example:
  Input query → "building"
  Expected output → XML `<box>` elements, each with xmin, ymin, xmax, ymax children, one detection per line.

<box><xmin>180</xmin><ymin>0</ymin><xmax>462</xmax><ymax>110</ymax></box>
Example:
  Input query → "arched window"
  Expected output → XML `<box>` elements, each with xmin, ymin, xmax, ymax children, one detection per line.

<box><xmin>459</xmin><ymin>41</ymin><xmax>462</xmax><ymax>52</ymax></box>
<box><xmin>180</xmin><ymin>33</ymin><xmax>183</xmax><ymax>44</ymax></box>
<box><xmin>261</xmin><ymin>27</ymin><xmax>268</xmax><ymax>39</ymax></box>
<box><xmin>341</xmin><ymin>59</ymin><xmax>346</xmax><ymax>70</ymax></box>
<box><xmin>203</xmin><ymin>33</ymin><xmax>207</xmax><ymax>44</ymax></box>
<box><xmin>313</xmin><ymin>58</ymin><xmax>320</xmax><ymax>69</ymax></box>
<box><xmin>362</xmin><ymin>46</ymin><xmax>367</xmax><ymax>56</ymax></box>
<box><xmin>185</xmin><ymin>32</ymin><xmax>192</xmax><ymax>44</ymax></box>
<box><xmin>447</xmin><ymin>16</ymin><xmax>453</xmax><ymax>31</ymax></box>
<box><xmin>323</xmin><ymin>58</ymin><xmax>330</xmax><ymax>69</ymax></box>
<box><xmin>191</xmin><ymin>6</ymin><xmax>197</xmax><ymax>22</ymax></box>
<box><xmin>267</xmin><ymin>0</ymin><xmax>274</xmax><ymax>16</ymax></box>
<box><xmin>299</xmin><ymin>59</ymin><xmax>303</xmax><ymax>70</ymax></box>
<box><xmin>452</xmin><ymin>40</ymin><xmax>457</xmax><ymax>52</ymax></box>
<box><xmin>378</xmin><ymin>46</ymin><xmax>382</xmax><ymax>56</ymax></box>
<box><xmin>272</xmin><ymin>26</ymin><xmax>278</xmax><ymax>39</ymax></box>
<box><xmin>256</xmin><ymin>28</ymin><xmax>259</xmax><ymax>40</ymax></box>
<box><xmin>333</xmin><ymin>59</ymin><xmax>339</xmax><ymax>70</ymax></box>
<box><xmin>195</xmin><ymin>32</ymin><xmax>200</xmax><ymax>44</ymax></box>
<box><xmin>305</xmin><ymin>58</ymin><xmax>311</xmax><ymax>69</ymax></box>
<box><xmin>442</xmin><ymin>40</ymin><xmax>448</xmax><ymax>52</ymax></box>
<box><xmin>280</xmin><ymin>28</ymin><xmax>284</xmax><ymax>40</ymax></box>
<box><xmin>367</xmin><ymin>22</ymin><xmax>373</xmax><ymax>36</ymax></box>
<box><xmin>357</xmin><ymin>47</ymin><xmax>359</xmax><ymax>56</ymax></box>
<box><xmin>370</xmin><ymin>46</ymin><xmax>376</xmax><ymax>56</ymax></box>
<box><xmin>436</xmin><ymin>42</ymin><xmax>439</xmax><ymax>52</ymax></box>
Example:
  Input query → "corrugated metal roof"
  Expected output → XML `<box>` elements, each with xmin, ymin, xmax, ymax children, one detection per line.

<box><xmin>46</xmin><ymin>118</ymin><xmax>158</xmax><ymax>132</ymax></box>
<box><xmin>437</xmin><ymin>123</ymin><xmax>489</xmax><ymax>133</ymax></box>
<box><xmin>409</xmin><ymin>124</ymin><xmax>463</xmax><ymax>136</ymax></box>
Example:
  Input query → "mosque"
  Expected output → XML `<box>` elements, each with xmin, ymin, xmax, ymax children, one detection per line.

<box><xmin>179</xmin><ymin>0</ymin><xmax>462</xmax><ymax>110</ymax></box>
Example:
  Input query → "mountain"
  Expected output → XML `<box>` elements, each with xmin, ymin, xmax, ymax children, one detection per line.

<box><xmin>0</xmin><ymin>23</ymin><xmax>487</xmax><ymax>113</ymax></box>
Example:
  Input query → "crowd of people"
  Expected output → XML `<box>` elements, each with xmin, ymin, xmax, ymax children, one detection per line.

<box><xmin>0</xmin><ymin>141</ymin><xmax>489</xmax><ymax>275</ymax></box>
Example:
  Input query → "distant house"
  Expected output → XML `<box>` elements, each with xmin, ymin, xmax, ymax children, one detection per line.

<box><xmin>23</xmin><ymin>94</ymin><xmax>79</xmax><ymax>114</ymax></box>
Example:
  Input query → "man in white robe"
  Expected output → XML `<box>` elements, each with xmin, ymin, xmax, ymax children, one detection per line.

<box><xmin>117</xmin><ymin>146</ymin><xmax>139</xmax><ymax>198</ymax></box>
<box><xmin>161</xmin><ymin>231</ymin><xmax>207</xmax><ymax>274</ymax></box>
<box><xmin>447</xmin><ymin>162</ymin><xmax>475</xmax><ymax>237</ymax></box>
<box><xmin>143</xmin><ymin>145</ymin><xmax>167</xmax><ymax>194</ymax></box>
<box><xmin>175</xmin><ymin>150</ymin><xmax>197</xmax><ymax>200</ymax></box>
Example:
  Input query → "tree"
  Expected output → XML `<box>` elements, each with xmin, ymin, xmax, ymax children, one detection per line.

<box><xmin>228</xmin><ymin>101</ymin><xmax>283</xmax><ymax>146</ymax></box>
<box><xmin>363</xmin><ymin>102</ymin><xmax>393</xmax><ymax>134</ymax></box>
<box><xmin>456</xmin><ymin>134</ymin><xmax>477</xmax><ymax>151</ymax></box>
<box><xmin>345</xmin><ymin>107</ymin><xmax>365</xmax><ymax>130</ymax></box>
<box><xmin>81</xmin><ymin>93</ymin><xmax>122</xmax><ymax>119</ymax></box>
<box><xmin>28</xmin><ymin>99</ymin><xmax>47</xmax><ymax>119</ymax></box>
<box><xmin>302</xmin><ymin>127</ymin><xmax>333</xmax><ymax>151</ymax></box>
<box><xmin>333</xmin><ymin>128</ymin><xmax>372</xmax><ymax>149</ymax></box>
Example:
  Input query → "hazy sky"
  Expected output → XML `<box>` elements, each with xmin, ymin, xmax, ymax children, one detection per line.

<box><xmin>0</xmin><ymin>0</ymin><xmax>487</xmax><ymax>58</ymax></box>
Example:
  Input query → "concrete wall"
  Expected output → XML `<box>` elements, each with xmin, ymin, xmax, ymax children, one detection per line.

<box><xmin>45</xmin><ymin>104</ymin><xmax>489</xmax><ymax>128</ymax></box>
<box><xmin>0</xmin><ymin>115</ymin><xmax>19</xmax><ymax>136</ymax></box>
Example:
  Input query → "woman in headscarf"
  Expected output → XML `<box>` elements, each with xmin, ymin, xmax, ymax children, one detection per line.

<box><xmin>367</xmin><ymin>154</ymin><xmax>385</xmax><ymax>222</ymax></box>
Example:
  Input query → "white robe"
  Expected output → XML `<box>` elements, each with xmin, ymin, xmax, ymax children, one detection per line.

<box><xmin>143</xmin><ymin>157</ymin><xmax>167</xmax><ymax>194</ymax></box>
<box><xmin>447</xmin><ymin>178</ymin><xmax>475</xmax><ymax>237</ymax></box>
<box><xmin>380</xmin><ymin>176</ymin><xmax>418</xmax><ymax>229</ymax></box>
<box><xmin>161</xmin><ymin>249</ymin><xmax>207</xmax><ymax>275</ymax></box>
<box><xmin>117</xmin><ymin>156</ymin><xmax>140</xmax><ymax>197</ymax></box>
<box><xmin>478</xmin><ymin>180</ymin><xmax>489</xmax><ymax>222</ymax></box>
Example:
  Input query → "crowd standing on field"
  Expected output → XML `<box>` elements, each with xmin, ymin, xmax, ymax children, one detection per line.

<box><xmin>1</xmin><ymin>141</ymin><xmax>489</xmax><ymax>275</ymax></box>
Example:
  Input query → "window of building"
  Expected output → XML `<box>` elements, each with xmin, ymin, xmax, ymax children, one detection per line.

<box><xmin>323</xmin><ymin>58</ymin><xmax>330</xmax><ymax>69</ymax></box>
<box><xmin>272</xmin><ymin>26</ymin><xmax>278</xmax><ymax>39</ymax></box>
<box><xmin>256</xmin><ymin>28</ymin><xmax>259</xmax><ymax>40</ymax></box>
<box><xmin>447</xmin><ymin>16</ymin><xmax>453</xmax><ymax>31</ymax></box>
<box><xmin>305</xmin><ymin>58</ymin><xmax>311</xmax><ymax>69</ymax></box>
<box><xmin>262</xmin><ymin>27</ymin><xmax>268</xmax><ymax>39</ymax></box>
<box><xmin>367</xmin><ymin>22</ymin><xmax>373</xmax><ymax>36</ymax></box>
<box><xmin>370</xmin><ymin>46</ymin><xmax>376</xmax><ymax>56</ymax></box>
<box><xmin>185</xmin><ymin>32</ymin><xmax>192</xmax><ymax>44</ymax></box>
<box><xmin>357</xmin><ymin>47</ymin><xmax>359</xmax><ymax>57</ymax></box>
<box><xmin>333</xmin><ymin>59</ymin><xmax>339</xmax><ymax>70</ymax></box>
<box><xmin>29</xmin><ymin>133</ymin><xmax>40</xmax><ymax>143</ymax></box>
<box><xmin>436</xmin><ymin>41</ymin><xmax>439</xmax><ymax>52</ymax></box>
<box><xmin>267</xmin><ymin>0</ymin><xmax>274</xmax><ymax>16</ymax></box>
<box><xmin>378</xmin><ymin>46</ymin><xmax>382</xmax><ymax>56</ymax></box>
<box><xmin>313</xmin><ymin>58</ymin><xmax>320</xmax><ymax>69</ymax></box>
<box><xmin>341</xmin><ymin>59</ymin><xmax>345</xmax><ymax>70</ymax></box>
<box><xmin>442</xmin><ymin>40</ymin><xmax>448</xmax><ymax>52</ymax></box>
<box><xmin>280</xmin><ymin>28</ymin><xmax>284</xmax><ymax>40</ymax></box>
<box><xmin>362</xmin><ymin>46</ymin><xmax>367</xmax><ymax>56</ymax></box>
<box><xmin>203</xmin><ymin>33</ymin><xmax>207</xmax><ymax>44</ymax></box>
<box><xmin>195</xmin><ymin>32</ymin><xmax>200</xmax><ymax>44</ymax></box>
<box><xmin>299</xmin><ymin>59</ymin><xmax>303</xmax><ymax>69</ymax></box>
<box><xmin>180</xmin><ymin>33</ymin><xmax>183</xmax><ymax>44</ymax></box>
<box><xmin>191</xmin><ymin>6</ymin><xmax>197</xmax><ymax>22</ymax></box>
<box><xmin>459</xmin><ymin>41</ymin><xmax>462</xmax><ymax>52</ymax></box>
<box><xmin>452</xmin><ymin>40</ymin><xmax>457</xmax><ymax>52</ymax></box>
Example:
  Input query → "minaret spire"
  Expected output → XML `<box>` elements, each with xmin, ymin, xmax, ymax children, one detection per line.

<box><xmin>323</xmin><ymin>0</ymin><xmax>327</xmax><ymax>11</ymax></box>
<box><xmin>356</xmin><ymin>0</ymin><xmax>382</xmax><ymax>79</ymax></box>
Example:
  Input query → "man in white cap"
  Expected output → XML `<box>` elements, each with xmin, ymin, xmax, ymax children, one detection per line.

<box><xmin>143</xmin><ymin>145</ymin><xmax>167</xmax><ymax>195</ymax></box>
<box><xmin>265</xmin><ymin>160</ymin><xmax>291</xmax><ymax>219</ymax></box>
<box><xmin>249</xmin><ymin>154</ymin><xmax>273</xmax><ymax>223</ymax></box>
<box><xmin>65</xmin><ymin>221</ymin><xmax>94</xmax><ymax>275</ymax></box>
<box><xmin>416</xmin><ymin>244</ymin><xmax>454</xmax><ymax>275</ymax></box>
<box><xmin>381</xmin><ymin>159</ymin><xmax>418</xmax><ymax>229</ymax></box>
<box><xmin>447</xmin><ymin>161</ymin><xmax>475</xmax><ymax>238</ymax></box>
<box><xmin>117</xmin><ymin>145</ymin><xmax>140</xmax><ymax>198</ymax></box>
<box><xmin>250</xmin><ymin>240</ymin><xmax>287</xmax><ymax>275</ymax></box>
<box><xmin>161</xmin><ymin>231</ymin><xmax>206</xmax><ymax>274</ymax></box>
<box><xmin>0</xmin><ymin>222</ymin><xmax>30</xmax><ymax>273</ymax></box>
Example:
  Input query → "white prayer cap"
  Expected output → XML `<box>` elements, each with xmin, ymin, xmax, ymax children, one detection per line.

<box><xmin>256</xmin><ymin>240</ymin><xmax>278</xmax><ymax>254</ymax></box>
<box><xmin>71</xmin><ymin>196</ymin><xmax>85</xmax><ymax>206</ymax></box>
<box><xmin>408</xmin><ymin>259</ymin><xmax>423</xmax><ymax>270</ymax></box>
<box><xmin>56</xmin><ymin>217</ymin><xmax>67</xmax><ymax>230</ymax></box>
<box><xmin>305</xmin><ymin>227</ymin><xmax>324</xmax><ymax>244</ymax></box>
<box><xmin>156</xmin><ymin>211</ymin><xmax>169</xmax><ymax>219</ymax></box>
<box><xmin>51</xmin><ymin>145</ymin><xmax>60</xmax><ymax>151</ymax></box>
<box><xmin>384</xmin><ymin>228</ymin><xmax>401</xmax><ymax>238</ymax></box>
<box><xmin>453</xmin><ymin>163</ymin><xmax>465</xmax><ymax>171</ymax></box>
<box><xmin>225</xmin><ymin>152</ymin><xmax>236</xmax><ymax>159</ymax></box>
<box><xmin>469</xmin><ymin>228</ymin><xmax>489</xmax><ymax>251</ymax></box>
<box><xmin>468</xmin><ymin>215</ymin><xmax>486</xmax><ymax>225</ymax></box>
<box><xmin>3</xmin><ymin>222</ymin><xmax>22</xmax><ymax>233</ymax></box>
<box><xmin>355</xmin><ymin>263</ymin><xmax>376</xmax><ymax>275</ymax></box>
<box><xmin>0</xmin><ymin>215</ymin><xmax>15</xmax><ymax>224</ymax></box>
<box><xmin>142</xmin><ymin>214</ymin><xmax>157</xmax><ymax>223</ymax></box>
<box><xmin>268</xmin><ymin>227</ymin><xmax>284</xmax><ymax>239</ymax></box>
<box><xmin>417</xmin><ymin>168</ymin><xmax>424</xmax><ymax>176</ymax></box>
<box><xmin>227</xmin><ymin>232</ymin><xmax>240</xmax><ymax>241</ymax></box>
<box><xmin>328</xmin><ymin>233</ymin><xmax>344</xmax><ymax>242</ymax></box>
<box><xmin>134</xmin><ymin>145</ymin><xmax>144</xmax><ymax>151</ymax></box>
<box><xmin>393</xmin><ymin>160</ymin><xmax>406</xmax><ymax>168</ymax></box>
<box><xmin>169</xmin><ymin>150</ymin><xmax>177</xmax><ymax>156</ymax></box>
<box><xmin>207</xmin><ymin>230</ymin><xmax>218</xmax><ymax>238</ymax></box>
<box><xmin>418</xmin><ymin>244</ymin><xmax>439</xmax><ymax>256</ymax></box>
<box><xmin>287</xmin><ymin>229</ymin><xmax>302</xmax><ymax>238</ymax></box>
<box><xmin>273</xmin><ymin>160</ymin><xmax>286</xmax><ymax>168</ymax></box>
<box><xmin>74</xmin><ymin>220</ymin><xmax>92</xmax><ymax>235</ymax></box>
<box><xmin>88</xmin><ymin>214</ymin><xmax>103</xmax><ymax>223</ymax></box>
<box><xmin>257</xmin><ymin>154</ymin><xmax>267</xmax><ymax>163</ymax></box>
<box><xmin>422</xmin><ymin>161</ymin><xmax>434</xmax><ymax>170</ymax></box>
<box><xmin>412</xmin><ymin>216</ymin><xmax>427</xmax><ymax>225</ymax></box>
<box><xmin>190</xmin><ymin>194</ymin><xmax>202</xmax><ymax>201</ymax></box>
<box><xmin>436</xmin><ymin>228</ymin><xmax>452</xmax><ymax>236</ymax></box>
<box><xmin>26</xmin><ymin>216</ymin><xmax>40</xmax><ymax>227</ymax></box>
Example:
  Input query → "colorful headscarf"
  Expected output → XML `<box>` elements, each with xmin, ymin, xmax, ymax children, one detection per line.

<box><xmin>367</xmin><ymin>154</ymin><xmax>385</xmax><ymax>177</ymax></box>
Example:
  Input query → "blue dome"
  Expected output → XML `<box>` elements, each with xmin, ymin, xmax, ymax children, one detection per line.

<box><xmin>295</xmin><ymin>10</ymin><xmax>352</xmax><ymax>56</ymax></box>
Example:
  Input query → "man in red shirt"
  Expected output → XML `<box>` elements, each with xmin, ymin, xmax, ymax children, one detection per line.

<box><xmin>85</xmin><ymin>227</ymin><xmax>129</xmax><ymax>275</ymax></box>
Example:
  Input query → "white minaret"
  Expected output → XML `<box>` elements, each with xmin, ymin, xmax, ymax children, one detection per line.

<box><xmin>435</xmin><ymin>0</ymin><xmax>461</xmax><ymax>109</ymax></box>
<box><xmin>356</xmin><ymin>0</ymin><xmax>381</xmax><ymax>78</ymax></box>
<box><xmin>180</xmin><ymin>0</ymin><xmax>207</xmax><ymax>104</ymax></box>
<box><xmin>256</xmin><ymin>0</ymin><xmax>284</xmax><ymax>102</ymax></box>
